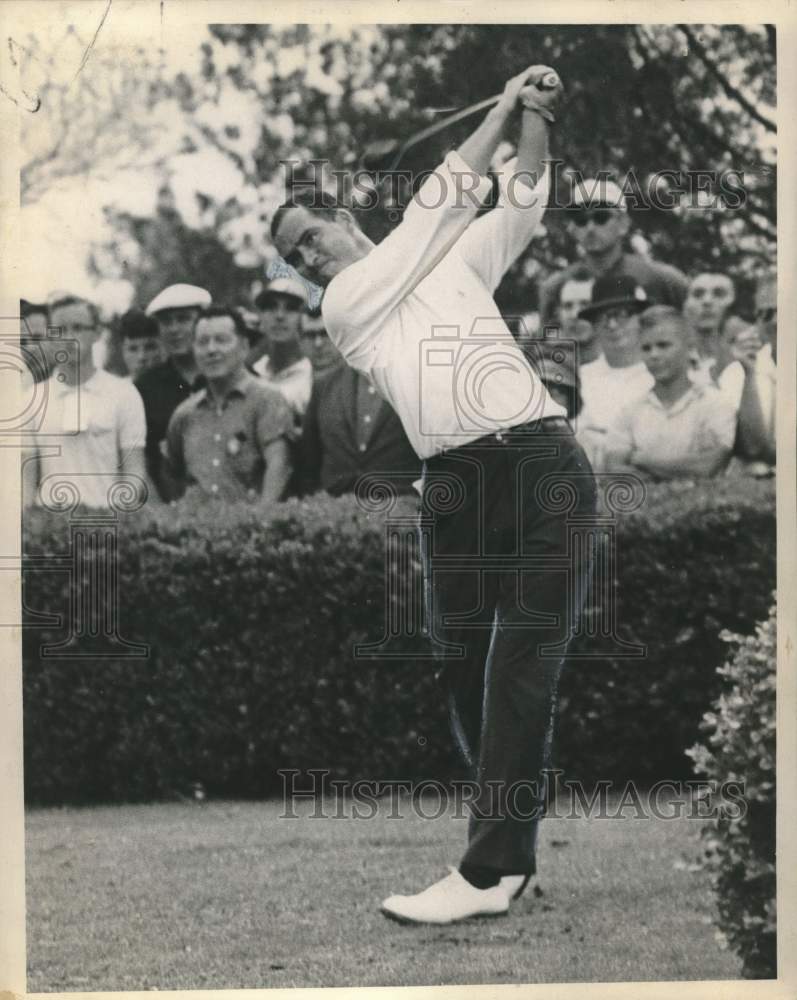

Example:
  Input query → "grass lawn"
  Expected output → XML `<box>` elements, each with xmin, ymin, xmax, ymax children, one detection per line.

<box><xmin>25</xmin><ymin>793</ymin><xmax>741</xmax><ymax>991</ymax></box>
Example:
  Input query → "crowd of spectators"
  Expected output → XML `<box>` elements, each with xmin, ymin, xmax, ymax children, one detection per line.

<box><xmin>18</xmin><ymin>172</ymin><xmax>777</xmax><ymax>513</ymax></box>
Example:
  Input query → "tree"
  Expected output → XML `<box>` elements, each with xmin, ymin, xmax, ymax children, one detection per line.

<box><xmin>169</xmin><ymin>23</ymin><xmax>775</xmax><ymax>315</ymax></box>
<box><xmin>17</xmin><ymin>19</ymin><xmax>176</xmax><ymax>205</ymax></box>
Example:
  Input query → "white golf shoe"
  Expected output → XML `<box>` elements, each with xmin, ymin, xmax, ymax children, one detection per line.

<box><xmin>500</xmin><ymin>873</ymin><xmax>533</xmax><ymax>900</ymax></box>
<box><xmin>380</xmin><ymin>867</ymin><xmax>510</xmax><ymax>925</ymax></box>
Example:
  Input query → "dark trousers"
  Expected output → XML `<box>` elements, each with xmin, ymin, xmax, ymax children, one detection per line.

<box><xmin>420</xmin><ymin>417</ymin><xmax>597</xmax><ymax>877</ymax></box>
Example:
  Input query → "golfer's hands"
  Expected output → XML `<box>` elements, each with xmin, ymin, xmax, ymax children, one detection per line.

<box><xmin>495</xmin><ymin>65</ymin><xmax>563</xmax><ymax>123</ymax></box>
<box><xmin>730</xmin><ymin>327</ymin><xmax>762</xmax><ymax>372</ymax></box>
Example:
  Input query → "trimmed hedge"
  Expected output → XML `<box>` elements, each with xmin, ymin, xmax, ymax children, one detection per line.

<box><xmin>688</xmin><ymin>604</ymin><xmax>776</xmax><ymax>979</ymax></box>
<box><xmin>22</xmin><ymin>476</ymin><xmax>774</xmax><ymax>804</ymax></box>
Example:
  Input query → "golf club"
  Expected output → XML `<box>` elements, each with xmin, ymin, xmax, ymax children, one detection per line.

<box><xmin>360</xmin><ymin>72</ymin><xmax>560</xmax><ymax>172</ymax></box>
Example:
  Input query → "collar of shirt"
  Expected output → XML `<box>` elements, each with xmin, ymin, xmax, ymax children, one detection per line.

<box><xmin>644</xmin><ymin>382</ymin><xmax>704</xmax><ymax>417</ymax></box>
<box><xmin>49</xmin><ymin>368</ymin><xmax>105</xmax><ymax>395</ymax></box>
<box><xmin>194</xmin><ymin>369</ymin><xmax>256</xmax><ymax>409</ymax></box>
<box><xmin>254</xmin><ymin>355</ymin><xmax>310</xmax><ymax>381</ymax></box>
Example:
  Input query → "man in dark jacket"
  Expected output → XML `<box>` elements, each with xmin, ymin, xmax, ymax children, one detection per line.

<box><xmin>299</xmin><ymin>363</ymin><xmax>419</xmax><ymax>497</ymax></box>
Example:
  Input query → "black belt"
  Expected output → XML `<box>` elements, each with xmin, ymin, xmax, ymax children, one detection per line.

<box><xmin>427</xmin><ymin>416</ymin><xmax>573</xmax><ymax>467</ymax></box>
<box><xmin>470</xmin><ymin>415</ymin><xmax>572</xmax><ymax>446</ymax></box>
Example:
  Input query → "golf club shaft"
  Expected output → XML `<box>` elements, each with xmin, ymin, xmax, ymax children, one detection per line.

<box><xmin>390</xmin><ymin>72</ymin><xmax>559</xmax><ymax>170</ymax></box>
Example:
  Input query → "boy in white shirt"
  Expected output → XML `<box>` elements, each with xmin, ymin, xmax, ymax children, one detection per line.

<box><xmin>605</xmin><ymin>306</ymin><xmax>736</xmax><ymax>480</ymax></box>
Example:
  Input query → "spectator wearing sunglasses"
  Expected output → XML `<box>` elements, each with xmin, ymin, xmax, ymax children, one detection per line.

<box><xmin>718</xmin><ymin>271</ymin><xmax>777</xmax><ymax>472</ymax></box>
<box><xmin>538</xmin><ymin>179</ymin><xmax>688</xmax><ymax>327</ymax></box>
<box><xmin>252</xmin><ymin>277</ymin><xmax>314</xmax><ymax>426</ymax></box>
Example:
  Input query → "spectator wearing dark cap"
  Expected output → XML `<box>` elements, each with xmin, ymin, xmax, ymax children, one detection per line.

<box><xmin>164</xmin><ymin>306</ymin><xmax>294</xmax><ymax>507</ymax></box>
<box><xmin>538</xmin><ymin>178</ymin><xmax>688</xmax><ymax>327</ymax></box>
<box><xmin>118</xmin><ymin>309</ymin><xmax>163</xmax><ymax>381</ymax></box>
<box><xmin>604</xmin><ymin>305</ymin><xmax>736</xmax><ymax>480</ymax></box>
<box><xmin>252</xmin><ymin>277</ymin><xmax>313</xmax><ymax>425</ymax></box>
<box><xmin>575</xmin><ymin>274</ymin><xmax>654</xmax><ymax>469</ymax></box>
<box><xmin>135</xmin><ymin>283</ymin><xmax>211</xmax><ymax>498</ymax></box>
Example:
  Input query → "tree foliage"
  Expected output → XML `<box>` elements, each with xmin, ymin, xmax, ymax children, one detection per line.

<box><xmin>19</xmin><ymin>21</ymin><xmax>776</xmax><ymax>312</ymax></box>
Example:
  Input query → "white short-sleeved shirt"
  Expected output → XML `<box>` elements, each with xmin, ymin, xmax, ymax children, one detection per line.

<box><xmin>321</xmin><ymin>152</ymin><xmax>565</xmax><ymax>459</ymax></box>
<box><xmin>604</xmin><ymin>383</ymin><xmax>737</xmax><ymax>477</ymax></box>
<box><xmin>252</xmin><ymin>354</ymin><xmax>313</xmax><ymax>422</ymax></box>
<box><xmin>31</xmin><ymin>368</ymin><xmax>147</xmax><ymax>509</ymax></box>
<box><xmin>578</xmin><ymin>356</ymin><xmax>654</xmax><ymax>431</ymax></box>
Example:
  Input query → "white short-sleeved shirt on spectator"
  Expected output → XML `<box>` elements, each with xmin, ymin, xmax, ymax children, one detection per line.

<box><xmin>604</xmin><ymin>382</ymin><xmax>737</xmax><ymax>478</ymax></box>
<box><xmin>576</xmin><ymin>356</ymin><xmax>654</xmax><ymax>469</ymax></box>
<box><xmin>31</xmin><ymin>369</ymin><xmax>147</xmax><ymax>508</ymax></box>
<box><xmin>252</xmin><ymin>354</ymin><xmax>313</xmax><ymax>422</ymax></box>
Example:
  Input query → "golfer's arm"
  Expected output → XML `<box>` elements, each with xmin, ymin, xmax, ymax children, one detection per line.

<box><xmin>456</xmin><ymin>106</ymin><xmax>511</xmax><ymax>177</ymax></box>
<box><xmin>515</xmin><ymin>108</ymin><xmax>550</xmax><ymax>190</ymax></box>
<box><xmin>456</xmin><ymin>135</ymin><xmax>551</xmax><ymax>291</ymax></box>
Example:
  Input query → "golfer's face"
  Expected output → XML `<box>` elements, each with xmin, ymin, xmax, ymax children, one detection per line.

<box><xmin>275</xmin><ymin>208</ymin><xmax>361</xmax><ymax>287</ymax></box>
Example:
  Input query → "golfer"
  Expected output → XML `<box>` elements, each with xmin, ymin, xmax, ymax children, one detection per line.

<box><xmin>272</xmin><ymin>65</ymin><xmax>596</xmax><ymax>924</ymax></box>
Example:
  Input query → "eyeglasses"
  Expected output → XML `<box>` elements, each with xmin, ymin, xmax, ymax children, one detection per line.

<box><xmin>572</xmin><ymin>208</ymin><xmax>615</xmax><ymax>228</ymax></box>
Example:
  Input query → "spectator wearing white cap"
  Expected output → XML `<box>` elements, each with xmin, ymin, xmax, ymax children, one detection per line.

<box><xmin>538</xmin><ymin>178</ymin><xmax>688</xmax><ymax>327</ymax></box>
<box><xmin>251</xmin><ymin>276</ymin><xmax>313</xmax><ymax>426</ymax></box>
<box><xmin>135</xmin><ymin>283</ymin><xmax>212</xmax><ymax>498</ymax></box>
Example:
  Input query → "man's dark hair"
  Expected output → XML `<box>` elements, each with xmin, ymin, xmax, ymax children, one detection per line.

<box><xmin>270</xmin><ymin>189</ymin><xmax>347</xmax><ymax>243</ymax></box>
<box><xmin>48</xmin><ymin>295</ymin><xmax>100</xmax><ymax>327</ymax></box>
<box><xmin>197</xmin><ymin>305</ymin><xmax>250</xmax><ymax>340</ymax></box>
<box><xmin>119</xmin><ymin>308</ymin><xmax>159</xmax><ymax>340</ymax></box>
